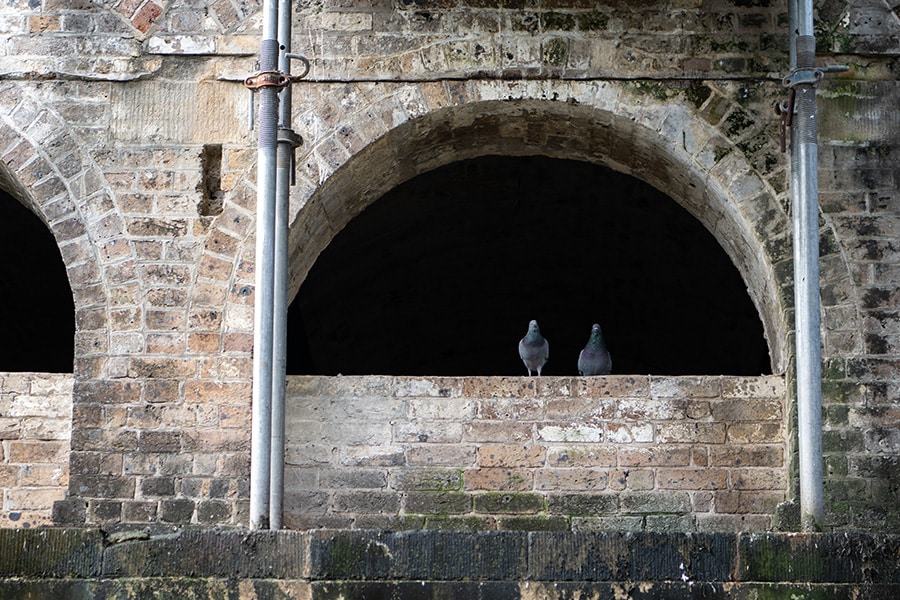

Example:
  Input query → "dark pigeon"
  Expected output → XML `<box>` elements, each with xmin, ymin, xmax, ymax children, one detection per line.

<box><xmin>518</xmin><ymin>319</ymin><xmax>549</xmax><ymax>376</ymax></box>
<box><xmin>578</xmin><ymin>323</ymin><xmax>611</xmax><ymax>375</ymax></box>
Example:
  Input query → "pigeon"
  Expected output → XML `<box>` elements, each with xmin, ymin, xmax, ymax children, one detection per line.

<box><xmin>518</xmin><ymin>319</ymin><xmax>549</xmax><ymax>376</ymax></box>
<box><xmin>578</xmin><ymin>323</ymin><xmax>612</xmax><ymax>375</ymax></box>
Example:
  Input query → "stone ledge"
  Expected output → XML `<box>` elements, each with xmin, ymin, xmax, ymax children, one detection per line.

<box><xmin>2</xmin><ymin>529</ymin><xmax>900</xmax><ymax>586</ymax></box>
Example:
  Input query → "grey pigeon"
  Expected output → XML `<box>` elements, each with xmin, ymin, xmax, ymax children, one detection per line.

<box><xmin>519</xmin><ymin>319</ymin><xmax>549</xmax><ymax>376</ymax></box>
<box><xmin>578</xmin><ymin>323</ymin><xmax>611</xmax><ymax>375</ymax></box>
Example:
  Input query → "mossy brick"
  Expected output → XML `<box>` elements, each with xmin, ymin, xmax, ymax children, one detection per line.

<box><xmin>547</xmin><ymin>493</ymin><xmax>618</xmax><ymax>515</ymax></box>
<box><xmin>393</xmin><ymin>468</ymin><xmax>463</xmax><ymax>492</ymax></box>
<box><xmin>424</xmin><ymin>515</ymin><xmax>499</xmax><ymax>530</ymax></box>
<box><xmin>196</xmin><ymin>499</ymin><xmax>231</xmax><ymax>523</ymax></box>
<box><xmin>159</xmin><ymin>498</ymin><xmax>194</xmax><ymax>523</ymax></box>
<box><xmin>332</xmin><ymin>491</ymin><xmax>401</xmax><ymax>514</ymax></box>
<box><xmin>473</xmin><ymin>492</ymin><xmax>545</xmax><ymax>514</ymax></box>
<box><xmin>405</xmin><ymin>492</ymin><xmax>472</xmax><ymax>514</ymax></box>
<box><xmin>498</xmin><ymin>515</ymin><xmax>570</xmax><ymax>531</ymax></box>
<box><xmin>822</xmin><ymin>430</ymin><xmax>865</xmax><ymax>453</ymax></box>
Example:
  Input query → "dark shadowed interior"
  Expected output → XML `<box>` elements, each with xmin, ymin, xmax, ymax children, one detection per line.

<box><xmin>0</xmin><ymin>190</ymin><xmax>74</xmax><ymax>373</ymax></box>
<box><xmin>289</xmin><ymin>155</ymin><xmax>771</xmax><ymax>377</ymax></box>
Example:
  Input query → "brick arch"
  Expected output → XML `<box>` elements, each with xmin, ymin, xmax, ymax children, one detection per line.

<box><xmin>0</xmin><ymin>82</ymin><xmax>135</xmax><ymax>376</ymax></box>
<box><xmin>282</xmin><ymin>81</ymin><xmax>795</xmax><ymax>372</ymax></box>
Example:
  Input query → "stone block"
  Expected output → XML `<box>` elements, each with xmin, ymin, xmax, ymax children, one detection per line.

<box><xmin>620</xmin><ymin>492</ymin><xmax>691</xmax><ymax>514</ymax></box>
<box><xmin>0</xmin><ymin>528</ymin><xmax>102</xmax><ymax>577</ymax></box>
<box><xmin>103</xmin><ymin>530</ymin><xmax>308</xmax><ymax>578</ymax></box>
<box><xmin>405</xmin><ymin>492</ymin><xmax>472</xmax><ymax>515</ymax></box>
<box><xmin>332</xmin><ymin>491</ymin><xmax>401</xmax><ymax>513</ymax></box>
<box><xmin>308</xmin><ymin>530</ymin><xmax>528</xmax><ymax>581</ymax></box>
<box><xmin>473</xmin><ymin>492</ymin><xmax>544</xmax><ymax>514</ymax></box>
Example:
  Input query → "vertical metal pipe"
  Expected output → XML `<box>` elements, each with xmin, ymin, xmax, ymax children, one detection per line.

<box><xmin>791</xmin><ymin>0</ymin><xmax>825</xmax><ymax>531</ymax></box>
<box><xmin>249</xmin><ymin>0</ymin><xmax>280</xmax><ymax>531</ymax></box>
<box><xmin>269</xmin><ymin>0</ymin><xmax>293</xmax><ymax>531</ymax></box>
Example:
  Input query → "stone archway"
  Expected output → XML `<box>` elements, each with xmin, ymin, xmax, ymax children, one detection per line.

<box><xmin>286</xmin><ymin>91</ymin><xmax>791</xmax><ymax>373</ymax></box>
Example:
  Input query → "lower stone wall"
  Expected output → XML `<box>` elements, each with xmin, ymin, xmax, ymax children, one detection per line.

<box><xmin>284</xmin><ymin>375</ymin><xmax>787</xmax><ymax>531</ymax></box>
<box><xmin>2</xmin><ymin>529</ymin><xmax>899</xmax><ymax>599</ymax></box>
<box><xmin>0</xmin><ymin>373</ymin><xmax>72</xmax><ymax>528</ymax></box>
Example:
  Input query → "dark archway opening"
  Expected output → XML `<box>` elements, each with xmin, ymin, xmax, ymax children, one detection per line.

<box><xmin>288</xmin><ymin>156</ymin><xmax>771</xmax><ymax>376</ymax></box>
<box><xmin>0</xmin><ymin>190</ymin><xmax>74</xmax><ymax>372</ymax></box>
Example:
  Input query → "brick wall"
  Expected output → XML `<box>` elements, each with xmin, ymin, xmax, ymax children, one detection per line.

<box><xmin>0</xmin><ymin>373</ymin><xmax>72</xmax><ymax>529</ymax></box>
<box><xmin>284</xmin><ymin>375</ymin><xmax>786</xmax><ymax>531</ymax></box>
<box><xmin>0</xmin><ymin>0</ymin><xmax>897</xmax><ymax>533</ymax></box>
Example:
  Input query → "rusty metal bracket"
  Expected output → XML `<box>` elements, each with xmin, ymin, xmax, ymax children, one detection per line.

<box><xmin>776</xmin><ymin>64</ymin><xmax>848</xmax><ymax>152</ymax></box>
<box><xmin>244</xmin><ymin>70</ymin><xmax>291</xmax><ymax>91</ymax></box>
<box><xmin>245</xmin><ymin>54</ymin><xmax>311</xmax><ymax>131</ymax></box>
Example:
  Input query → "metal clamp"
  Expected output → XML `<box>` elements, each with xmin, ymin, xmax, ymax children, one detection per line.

<box><xmin>244</xmin><ymin>70</ymin><xmax>291</xmax><ymax>91</ymax></box>
<box><xmin>782</xmin><ymin>64</ymin><xmax>848</xmax><ymax>90</ymax></box>
<box><xmin>245</xmin><ymin>53</ymin><xmax>312</xmax><ymax>131</ymax></box>
<box><xmin>776</xmin><ymin>64</ymin><xmax>849</xmax><ymax>152</ymax></box>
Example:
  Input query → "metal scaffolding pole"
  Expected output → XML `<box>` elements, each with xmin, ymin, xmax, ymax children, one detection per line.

<box><xmin>788</xmin><ymin>0</ymin><xmax>825</xmax><ymax>531</ymax></box>
<box><xmin>270</xmin><ymin>0</ymin><xmax>304</xmax><ymax>529</ymax></box>
<box><xmin>248</xmin><ymin>0</ymin><xmax>280</xmax><ymax>531</ymax></box>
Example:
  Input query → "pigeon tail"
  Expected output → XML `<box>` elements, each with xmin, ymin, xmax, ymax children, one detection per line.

<box><xmin>518</xmin><ymin>319</ymin><xmax>549</xmax><ymax>376</ymax></box>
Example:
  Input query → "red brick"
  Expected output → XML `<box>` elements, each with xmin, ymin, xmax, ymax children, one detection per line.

<box><xmin>131</xmin><ymin>2</ymin><xmax>163</xmax><ymax>33</ymax></box>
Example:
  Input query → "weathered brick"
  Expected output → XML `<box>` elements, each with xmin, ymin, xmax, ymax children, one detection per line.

<box><xmin>463</xmin><ymin>421</ymin><xmax>533</xmax><ymax>443</ymax></box>
<box><xmin>473</xmin><ymin>492</ymin><xmax>544</xmax><ymax>514</ymax></box>
<box><xmin>332</xmin><ymin>491</ymin><xmax>401</xmax><ymax>513</ymax></box>
<box><xmin>656</xmin><ymin>468</ymin><xmax>728</xmax><ymax>491</ymax></box>
<box><xmin>138</xmin><ymin>431</ymin><xmax>182</xmax><ymax>453</ymax></box>
<box><xmin>405</xmin><ymin>492</ymin><xmax>472</xmax><ymax>514</ymax></box>
<box><xmin>620</xmin><ymin>491</ymin><xmax>691</xmax><ymax>514</ymax></box>
<box><xmin>477</xmin><ymin>444</ymin><xmax>546</xmax><ymax>468</ymax></box>
<box><xmin>464</xmin><ymin>468</ymin><xmax>533</xmax><ymax>492</ymax></box>
<box><xmin>618</xmin><ymin>447</ymin><xmax>691</xmax><ymax>467</ymax></box>
<box><xmin>546</xmin><ymin>446</ymin><xmax>616</xmax><ymax>468</ymax></box>
<box><xmin>536</xmin><ymin>468</ymin><xmax>608</xmax><ymax>492</ymax></box>
<box><xmin>405</xmin><ymin>444</ymin><xmax>477</xmax><ymax>466</ymax></box>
